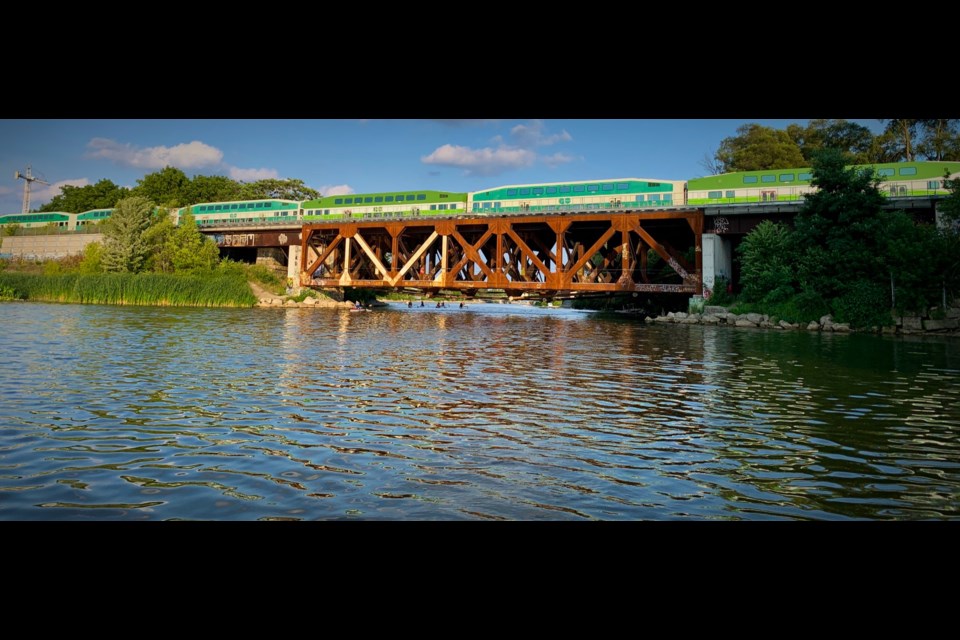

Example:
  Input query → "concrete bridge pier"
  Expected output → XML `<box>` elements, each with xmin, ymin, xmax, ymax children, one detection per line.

<box><xmin>701</xmin><ymin>233</ymin><xmax>732</xmax><ymax>298</ymax></box>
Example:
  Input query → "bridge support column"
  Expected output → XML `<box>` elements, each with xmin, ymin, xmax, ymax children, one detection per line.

<box><xmin>701</xmin><ymin>233</ymin><xmax>731</xmax><ymax>298</ymax></box>
<box><xmin>287</xmin><ymin>244</ymin><xmax>302</xmax><ymax>285</ymax></box>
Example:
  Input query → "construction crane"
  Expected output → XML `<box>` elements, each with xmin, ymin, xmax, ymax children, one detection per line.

<box><xmin>14</xmin><ymin>165</ymin><xmax>50</xmax><ymax>214</ymax></box>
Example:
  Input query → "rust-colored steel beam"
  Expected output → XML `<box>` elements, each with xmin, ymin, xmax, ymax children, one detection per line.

<box><xmin>300</xmin><ymin>211</ymin><xmax>703</xmax><ymax>296</ymax></box>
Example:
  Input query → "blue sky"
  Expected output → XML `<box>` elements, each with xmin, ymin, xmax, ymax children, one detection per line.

<box><xmin>0</xmin><ymin>119</ymin><xmax>885</xmax><ymax>212</ymax></box>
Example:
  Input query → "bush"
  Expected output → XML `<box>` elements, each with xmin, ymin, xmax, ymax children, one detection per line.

<box><xmin>707</xmin><ymin>276</ymin><xmax>735</xmax><ymax>306</ymax></box>
<box><xmin>832</xmin><ymin>280</ymin><xmax>893</xmax><ymax>328</ymax></box>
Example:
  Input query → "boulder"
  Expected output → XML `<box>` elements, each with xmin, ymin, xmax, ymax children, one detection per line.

<box><xmin>681</xmin><ymin>316</ymin><xmax>701</xmax><ymax>324</ymax></box>
<box><xmin>901</xmin><ymin>317</ymin><xmax>923</xmax><ymax>331</ymax></box>
<box><xmin>924</xmin><ymin>318</ymin><xmax>959</xmax><ymax>331</ymax></box>
<box><xmin>778</xmin><ymin>320</ymin><xmax>796</xmax><ymax>330</ymax></box>
<box><xmin>806</xmin><ymin>321</ymin><xmax>820</xmax><ymax>331</ymax></box>
<box><xmin>745</xmin><ymin>313</ymin><xmax>763</xmax><ymax>324</ymax></box>
<box><xmin>673</xmin><ymin>311</ymin><xmax>688</xmax><ymax>320</ymax></box>
<box><xmin>703</xmin><ymin>305</ymin><xmax>728</xmax><ymax>316</ymax></box>
<box><xmin>654</xmin><ymin>315</ymin><xmax>672</xmax><ymax>323</ymax></box>
<box><xmin>819</xmin><ymin>314</ymin><xmax>833</xmax><ymax>325</ymax></box>
<box><xmin>303</xmin><ymin>297</ymin><xmax>317</xmax><ymax>305</ymax></box>
<box><xmin>881</xmin><ymin>325</ymin><xmax>898</xmax><ymax>335</ymax></box>
<box><xmin>735</xmin><ymin>319</ymin><xmax>758</xmax><ymax>328</ymax></box>
<box><xmin>759</xmin><ymin>320</ymin><xmax>775</xmax><ymax>329</ymax></box>
<box><xmin>832</xmin><ymin>323</ymin><xmax>851</xmax><ymax>332</ymax></box>
<box><xmin>701</xmin><ymin>314</ymin><xmax>721</xmax><ymax>324</ymax></box>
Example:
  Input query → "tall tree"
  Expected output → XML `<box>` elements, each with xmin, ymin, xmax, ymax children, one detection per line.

<box><xmin>39</xmin><ymin>179</ymin><xmax>130</xmax><ymax>213</ymax></box>
<box><xmin>713</xmin><ymin>124</ymin><xmax>805</xmax><ymax>173</ymax></box>
<box><xmin>170</xmin><ymin>212</ymin><xmax>220</xmax><ymax>271</ymax></box>
<box><xmin>881</xmin><ymin>119</ymin><xmax>919</xmax><ymax>162</ymax></box>
<box><xmin>132</xmin><ymin>167</ymin><xmax>191</xmax><ymax>208</ymax></box>
<box><xmin>100</xmin><ymin>196</ymin><xmax>154</xmax><ymax>273</ymax></box>
<box><xmin>917</xmin><ymin>119</ymin><xmax>960</xmax><ymax>161</ymax></box>
<box><xmin>239</xmin><ymin>178</ymin><xmax>321</xmax><ymax>201</ymax></box>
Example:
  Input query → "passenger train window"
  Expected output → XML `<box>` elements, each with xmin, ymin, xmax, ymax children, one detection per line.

<box><xmin>573</xmin><ymin>185</ymin><xmax>585</xmax><ymax>193</ymax></box>
<box><xmin>799</xmin><ymin>173</ymin><xmax>812</xmax><ymax>181</ymax></box>
<box><xmin>587</xmin><ymin>185</ymin><xmax>599</xmax><ymax>192</ymax></box>
<box><xmin>743</xmin><ymin>176</ymin><xmax>758</xmax><ymax>184</ymax></box>
<box><xmin>546</xmin><ymin>187</ymin><xmax>557</xmax><ymax>194</ymax></box>
<box><xmin>725</xmin><ymin>191</ymin><xmax>735</xmax><ymax>198</ymax></box>
<box><xmin>878</xmin><ymin>168</ymin><xmax>894</xmax><ymax>177</ymax></box>
<box><xmin>559</xmin><ymin>186</ymin><xmax>570</xmax><ymax>193</ymax></box>
<box><xmin>617</xmin><ymin>183</ymin><xmax>629</xmax><ymax>190</ymax></box>
<box><xmin>779</xmin><ymin>174</ymin><xmax>794</xmax><ymax>182</ymax></box>
<box><xmin>663</xmin><ymin>194</ymin><xmax>672</xmax><ymax>202</ymax></box>
<box><xmin>708</xmin><ymin>191</ymin><xmax>722</xmax><ymax>199</ymax></box>
<box><xmin>533</xmin><ymin>187</ymin><xmax>543</xmax><ymax>195</ymax></box>
<box><xmin>335</xmin><ymin>199</ymin><xmax>343</xmax><ymax>204</ymax></box>
<box><xmin>406</xmin><ymin>195</ymin><xmax>416</xmax><ymax>201</ymax></box>
<box><xmin>601</xmin><ymin>184</ymin><xmax>613</xmax><ymax>191</ymax></box>
<box><xmin>375</xmin><ymin>196</ymin><xmax>383</xmax><ymax>203</ymax></box>
<box><xmin>385</xmin><ymin>196</ymin><xmax>394</xmax><ymax>202</ymax></box>
<box><xmin>519</xmin><ymin>188</ymin><xmax>530</xmax><ymax>195</ymax></box>
<box><xmin>417</xmin><ymin>194</ymin><xmax>426</xmax><ymax>200</ymax></box>
<box><xmin>507</xmin><ymin>189</ymin><xmax>517</xmax><ymax>196</ymax></box>
<box><xmin>899</xmin><ymin>167</ymin><xmax>917</xmax><ymax>176</ymax></box>
<box><xmin>761</xmin><ymin>175</ymin><xmax>776</xmax><ymax>183</ymax></box>
<box><xmin>636</xmin><ymin>195</ymin><xmax>644</xmax><ymax>202</ymax></box>
<box><xmin>365</xmin><ymin>197</ymin><xmax>373</xmax><ymax>203</ymax></box>
<box><xmin>648</xmin><ymin>194</ymin><xmax>660</xmax><ymax>202</ymax></box>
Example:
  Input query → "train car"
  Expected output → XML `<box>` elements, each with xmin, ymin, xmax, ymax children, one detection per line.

<box><xmin>180</xmin><ymin>199</ymin><xmax>302</xmax><ymax>227</ymax></box>
<box><xmin>687</xmin><ymin>161</ymin><xmax>960</xmax><ymax>205</ymax></box>
<box><xmin>302</xmin><ymin>190</ymin><xmax>467</xmax><ymax>222</ymax></box>
<box><xmin>0</xmin><ymin>211</ymin><xmax>75</xmax><ymax>230</ymax></box>
<box><xmin>468</xmin><ymin>178</ymin><xmax>686</xmax><ymax>214</ymax></box>
<box><xmin>76</xmin><ymin>208</ymin><xmax>113</xmax><ymax>229</ymax></box>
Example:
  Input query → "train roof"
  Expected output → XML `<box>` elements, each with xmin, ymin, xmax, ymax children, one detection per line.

<box><xmin>688</xmin><ymin>161</ymin><xmax>960</xmax><ymax>190</ymax></box>
<box><xmin>302</xmin><ymin>190</ymin><xmax>466</xmax><ymax>208</ymax></box>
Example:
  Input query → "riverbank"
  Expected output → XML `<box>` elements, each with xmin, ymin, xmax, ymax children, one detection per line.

<box><xmin>0</xmin><ymin>272</ymin><xmax>257</xmax><ymax>307</ymax></box>
<box><xmin>647</xmin><ymin>304</ymin><xmax>960</xmax><ymax>336</ymax></box>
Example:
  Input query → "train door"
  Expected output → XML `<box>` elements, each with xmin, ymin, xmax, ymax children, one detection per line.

<box><xmin>761</xmin><ymin>190</ymin><xmax>778</xmax><ymax>202</ymax></box>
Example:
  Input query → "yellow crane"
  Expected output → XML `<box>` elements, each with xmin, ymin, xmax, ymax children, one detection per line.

<box><xmin>14</xmin><ymin>165</ymin><xmax>50</xmax><ymax>214</ymax></box>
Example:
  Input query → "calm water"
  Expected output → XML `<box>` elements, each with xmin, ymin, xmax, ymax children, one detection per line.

<box><xmin>1</xmin><ymin>301</ymin><xmax>958</xmax><ymax>520</ymax></box>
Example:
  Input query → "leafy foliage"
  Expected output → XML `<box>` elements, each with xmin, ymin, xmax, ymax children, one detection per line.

<box><xmin>38</xmin><ymin>179</ymin><xmax>130</xmax><ymax>213</ymax></box>
<box><xmin>100</xmin><ymin>196</ymin><xmax>154</xmax><ymax>273</ymax></box>
<box><xmin>714</xmin><ymin>124</ymin><xmax>805</xmax><ymax>172</ymax></box>
<box><xmin>737</xmin><ymin>221</ymin><xmax>795</xmax><ymax>304</ymax></box>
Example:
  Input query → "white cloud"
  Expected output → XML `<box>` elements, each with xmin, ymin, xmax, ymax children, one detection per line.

<box><xmin>31</xmin><ymin>178</ymin><xmax>91</xmax><ymax>206</ymax></box>
<box><xmin>86</xmin><ymin>138</ymin><xmax>224</xmax><ymax>169</ymax></box>
<box><xmin>318</xmin><ymin>184</ymin><xmax>355</xmax><ymax>196</ymax></box>
<box><xmin>510</xmin><ymin>120</ymin><xmax>572</xmax><ymax>147</ymax></box>
<box><xmin>421</xmin><ymin>144</ymin><xmax>536</xmax><ymax>177</ymax></box>
<box><xmin>542</xmin><ymin>152</ymin><xmax>576</xmax><ymax>168</ymax></box>
<box><xmin>228</xmin><ymin>166</ymin><xmax>279</xmax><ymax>181</ymax></box>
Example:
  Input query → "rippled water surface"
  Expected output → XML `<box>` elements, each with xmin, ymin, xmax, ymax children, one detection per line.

<box><xmin>1</xmin><ymin>301</ymin><xmax>959</xmax><ymax>520</ymax></box>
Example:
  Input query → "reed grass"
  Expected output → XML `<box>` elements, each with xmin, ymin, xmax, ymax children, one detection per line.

<box><xmin>0</xmin><ymin>272</ymin><xmax>257</xmax><ymax>307</ymax></box>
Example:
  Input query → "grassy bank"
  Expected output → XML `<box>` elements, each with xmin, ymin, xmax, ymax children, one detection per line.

<box><xmin>0</xmin><ymin>272</ymin><xmax>257</xmax><ymax>307</ymax></box>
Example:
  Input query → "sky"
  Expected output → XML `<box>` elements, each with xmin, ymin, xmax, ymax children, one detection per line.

<box><xmin>0</xmin><ymin>119</ymin><xmax>886</xmax><ymax>213</ymax></box>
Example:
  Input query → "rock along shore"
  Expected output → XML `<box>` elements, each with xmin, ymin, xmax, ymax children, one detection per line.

<box><xmin>645</xmin><ymin>305</ymin><xmax>960</xmax><ymax>336</ymax></box>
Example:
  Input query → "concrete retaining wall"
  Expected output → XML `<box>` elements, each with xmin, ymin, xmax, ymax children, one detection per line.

<box><xmin>1</xmin><ymin>234</ymin><xmax>103</xmax><ymax>260</ymax></box>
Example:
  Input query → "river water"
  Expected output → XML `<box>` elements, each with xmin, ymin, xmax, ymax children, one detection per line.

<box><xmin>1</xmin><ymin>301</ymin><xmax>958</xmax><ymax>520</ymax></box>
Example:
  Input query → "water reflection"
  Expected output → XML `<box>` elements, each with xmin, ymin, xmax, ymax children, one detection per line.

<box><xmin>0</xmin><ymin>302</ymin><xmax>958</xmax><ymax>520</ymax></box>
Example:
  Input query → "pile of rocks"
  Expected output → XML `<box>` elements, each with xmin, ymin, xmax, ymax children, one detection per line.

<box><xmin>256</xmin><ymin>296</ymin><xmax>353</xmax><ymax>308</ymax></box>
<box><xmin>645</xmin><ymin>304</ymin><xmax>960</xmax><ymax>335</ymax></box>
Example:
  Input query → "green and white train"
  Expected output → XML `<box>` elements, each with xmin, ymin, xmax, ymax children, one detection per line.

<box><xmin>3</xmin><ymin>161</ymin><xmax>958</xmax><ymax>232</ymax></box>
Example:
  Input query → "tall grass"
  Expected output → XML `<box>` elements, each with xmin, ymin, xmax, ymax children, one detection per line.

<box><xmin>0</xmin><ymin>272</ymin><xmax>257</xmax><ymax>307</ymax></box>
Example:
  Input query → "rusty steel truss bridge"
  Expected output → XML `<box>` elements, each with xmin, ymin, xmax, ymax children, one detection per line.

<box><xmin>300</xmin><ymin>210</ymin><xmax>704</xmax><ymax>299</ymax></box>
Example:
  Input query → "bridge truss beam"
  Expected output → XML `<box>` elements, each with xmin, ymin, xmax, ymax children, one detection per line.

<box><xmin>301</xmin><ymin>211</ymin><xmax>703</xmax><ymax>298</ymax></box>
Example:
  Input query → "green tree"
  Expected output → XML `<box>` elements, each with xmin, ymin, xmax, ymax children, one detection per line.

<box><xmin>737</xmin><ymin>220</ymin><xmax>796</xmax><ymax>304</ymax></box>
<box><xmin>39</xmin><ymin>179</ymin><xmax>130</xmax><ymax>213</ymax></box>
<box><xmin>917</xmin><ymin>119</ymin><xmax>960</xmax><ymax>161</ymax></box>
<box><xmin>78</xmin><ymin>241</ymin><xmax>103</xmax><ymax>274</ymax></box>
<box><xmin>788</xmin><ymin>119</ymin><xmax>875</xmax><ymax>164</ymax></box>
<box><xmin>101</xmin><ymin>196</ymin><xmax>154</xmax><ymax>273</ymax></box>
<box><xmin>170</xmin><ymin>212</ymin><xmax>220</xmax><ymax>272</ymax></box>
<box><xmin>132</xmin><ymin>167</ymin><xmax>191</xmax><ymax>208</ymax></box>
<box><xmin>940</xmin><ymin>170</ymin><xmax>960</xmax><ymax>226</ymax></box>
<box><xmin>143</xmin><ymin>210</ymin><xmax>177</xmax><ymax>273</ymax></box>
<box><xmin>239</xmin><ymin>178</ymin><xmax>321</xmax><ymax>201</ymax></box>
<box><xmin>713</xmin><ymin>124</ymin><xmax>806</xmax><ymax>173</ymax></box>
<box><xmin>880</xmin><ymin>119</ymin><xmax>919</xmax><ymax>162</ymax></box>
<box><xmin>184</xmin><ymin>175</ymin><xmax>244</xmax><ymax>204</ymax></box>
